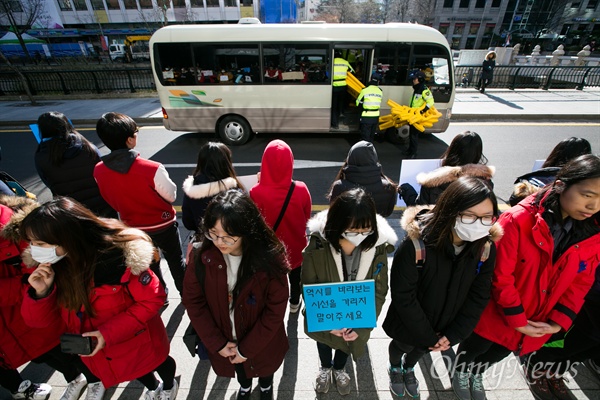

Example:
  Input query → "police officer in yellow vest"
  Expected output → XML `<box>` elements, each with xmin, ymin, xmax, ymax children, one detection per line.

<box><xmin>356</xmin><ymin>77</ymin><xmax>383</xmax><ymax>142</ymax></box>
<box><xmin>406</xmin><ymin>70</ymin><xmax>434</xmax><ymax>158</ymax></box>
<box><xmin>331</xmin><ymin>51</ymin><xmax>354</xmax><ymax>129</ymax></box>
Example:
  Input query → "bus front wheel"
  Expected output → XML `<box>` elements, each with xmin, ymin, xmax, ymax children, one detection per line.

<box><xmin>218</xmin><ymin>116</ymin><xmax>252</xmax><ymax>146</ymax></box>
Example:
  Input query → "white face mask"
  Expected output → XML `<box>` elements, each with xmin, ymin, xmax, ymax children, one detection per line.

<box><xmin>453</xmin><ymin>219</ymin><xmax>491</xmax><ymax>242</ymax></box>
<box><xmin>342</xmin><ymin>231</ymin><xmax>372</xmax><ymax>247</ymax></box>
<box><xmin>30</xmin><ymin>245</ymin><xmax>66</xmax><ymax>264</ymax></box>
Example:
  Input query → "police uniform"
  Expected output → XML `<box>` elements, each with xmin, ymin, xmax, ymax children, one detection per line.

<box><xmin>407</xmin><ymin>71</ymin><xmax>434</xmax><ymax>158</ymax></box>
<box><xmin>331</xmin><ymin>55</ymin><xmax>354</xmax><ymax>129</ymax></box>
<box><xmin>356</xmin><ymin>79</ymin><xmax>383</xmax><ymax>142</ymax></box>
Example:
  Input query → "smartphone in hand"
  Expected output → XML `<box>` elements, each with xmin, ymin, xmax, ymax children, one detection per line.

<box><xmin>60</xmin><ymin>334</ymin><xmax>94</xmax><ymax>355</ymax></box>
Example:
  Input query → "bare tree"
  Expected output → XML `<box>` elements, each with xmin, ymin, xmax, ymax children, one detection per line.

<box><xmin>0</xmin><ymin>48</ymin><xmax>37</xmax><ymax>105</ymax></box>
<box><xmin>408</xmin><ymin>0</ymin><xmax>437</xmax><ymax>25</ymax></box>
<box><xmin>359</xmin><ymin>0</ymin><xmax>383</xmax><ymax>24</ymax></box>
<box><xmin>0</xmin><ymin>0</ymin><xmax>46</xmax><ymax>60</ymax></box>
<box><xmin>315</xmin><ymin>0</ymin><xmax>359</xmax><ymax>23</ymax></box>
<box><xmin>382</xmin><ymin>0</ymin><xmax>410</xmax><ymax>23</ymax></box>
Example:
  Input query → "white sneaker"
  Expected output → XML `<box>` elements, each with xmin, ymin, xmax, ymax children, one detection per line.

<box><xmin>158</xmin><ymin>379</ymin><xmax>178</xmax><ymax>400</ymax></box>
<box><xmin>143</xmin><ymin>382</ymin><xmax>163</xmax><ymax>400</ymax></box>
<box><xmin>60</xmin><ymin>374</ymin><xmax>87</xmax><ymax>400</ymax></box>
<box><xmin>12</xmin><ymin>380</ymin><xmax>52</xmax><ymax>400</ymax></box>
<box><xmin>315</xmin><ymin>367</ymin><xmax>332</xmax><ymax>393</ymax></box>
<box><xmin>84</xmin><ymin>382</ymin><xmax>105</xmax><ymax>400</ymax></box>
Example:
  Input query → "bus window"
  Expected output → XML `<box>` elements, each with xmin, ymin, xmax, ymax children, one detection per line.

<box><xmin>155</xmin><ymin>43</ymin><xmax>193</xmax><ymax>86</ymax></box>
<box><xmin>372</xmin><ymin>43</ymin><xmax>411</xmax><ymax>85</ymax></box>
<box><xmin>432</xmin><ymin>58</ymin><xmax>450</xmax><ymax>85</ymax></box>
<box><xmin>412</xmin><ymin>44</ymin><xmax>452</xmax><ymax>86</ymax></box>
<box><xmin>193</xmin><ymin>44</ymin><xmax>260</xmax><ymax>84</ymax></box>
<box><xmin>262</xmin><ymin>43</ymin><xmax>329</xmax><ymax>84</ymax></box>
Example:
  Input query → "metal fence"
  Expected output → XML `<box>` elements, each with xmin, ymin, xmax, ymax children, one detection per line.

<box><xmin>0</xmin><ymin>68</ymin><xmax>155</xmax><ymax>96</ymax></box>
<box><xmin>455</xmin><ymin>65</ymin><xmax>600</xmax><ymax>90</ymax></box>
<box><xmin>1</xmin><ymin>65</ymin><xmax>599</xmax><ymax>96</ymax></box>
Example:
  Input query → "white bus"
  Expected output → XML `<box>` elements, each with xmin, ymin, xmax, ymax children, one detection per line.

<box><xmin>150</xmin><ymin>23</ymin><xmax>454</xmax><ymax>145</ymax></box>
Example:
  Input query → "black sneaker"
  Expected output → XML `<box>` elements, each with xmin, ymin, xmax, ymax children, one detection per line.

<box><xmin>403</xmin><ymin>368</ymin><xmax>419</xmax><ymax>397</ymax></box>
<box><xmin>236</xmin><ymin>388</ymin><xmax>251</xmax><ymax>400</ymax></box>
<box><xmin>524</xmin><ymin>367</ymin><xmax>554</xmax><ymax>400</ymax></box>
<box><xmin>259</xmin><ymin>388</ymin><xmax>273</xmax><ymax>400</ymax></box>
<box><xmin>547</xmin><ymin>376</ymin><xmax>575</xmax><ymax>400</ymax></box>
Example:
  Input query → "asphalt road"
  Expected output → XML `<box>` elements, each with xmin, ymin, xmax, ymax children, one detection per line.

<box><xmin>1</xmin><ymin>121</ymin><xmax>599</xmax><ymax>207</ymax></box>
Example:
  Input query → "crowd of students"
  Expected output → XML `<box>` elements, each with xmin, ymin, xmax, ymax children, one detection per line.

<box><xmin>1</xmin><ymin>112</ymin><xmax>599</xmax><ymax>400</ymax></box>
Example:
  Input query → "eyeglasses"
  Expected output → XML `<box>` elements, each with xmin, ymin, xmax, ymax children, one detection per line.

<box><xmin>458</xmin><ymin>214</ymin><xmax>497</xmax><ymax>226</ymax></box>
<box><xmin>204</xmin><ymin>231</ymin><xmax>240</xmax><ymax>246</ymax></box>
<box><xmin>343</xmin><ymin>230</ymin><xmax>374</xmax><ymax>237</ymax></box>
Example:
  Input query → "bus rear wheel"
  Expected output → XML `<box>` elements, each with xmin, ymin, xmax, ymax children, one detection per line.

<box><xmin>218</xmin><ymin>116</ymin><xmax>252</xmax><ymax>146</ymax></box>
<box><xmin>385</xmin><ymin>126</ymin><xmax>410</xmax><ymax>145</ymax></box>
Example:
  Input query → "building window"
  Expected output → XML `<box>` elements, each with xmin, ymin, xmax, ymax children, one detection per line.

<box><xmin>459</xmin><ymin>0</ymin><xmax>470</xmax><ymax>8</ymax></box>
<box><xmin>587</xmin><ymin>0</ymin><xmax>598</xmax><ymax>9</ymax></box>
<box><xmin>475</xmin><ymin>0</ymin><xmax>485</xmax><ymax>7</ymax></box>
<box><xmin>454</xmin><ymin>24</ymin><xmax>464</xmax><ymax>35</ymax></box>
<box><xmin>484</xmin><ymin>24</ymin><xmax>495</xmax><ymax>35</ymax></box>
<box><xmin>190</xmin><ymin>0</ymin><xmax>203</xmax><ymax>6</ymax></box>
<box><xmin>491</xmin><ymin>0</ymin><xmax>501</xmax><ymax>7</ymax></box>
<box><xmin>225</xmin><ymin>0</ymin><xmax>237</xmax><ymax>6</ymax></box>
<box><xmin>74</xmin><ymin>0</ymin><xmax>88</xmax><ymax>10</ymax></box>
<box><xmin>106</xmin><ymin>0</ymin><xmax>120</xmax><ymax>10</ymax></box>
<box><xmin>469</xmin><ymin>23</ymin><xmax>480</xmax><ymax>35</ymax></box>
<box><xmin>443</xmin><ymin>0</ymin><xmax>454</xmax><ymax>8</ymax></box>
<box><xmin>57</xmin><ymin>0</ymin><xmax>73</xmax><ymax>11</ymax></box>
<box><xmin>172</xmin><ymin>0</ymin><xmax>186</xmax><ymax>7</ymax></box>
<box><xmin>206</xmin><ymin>0</ymin><xmax>219</xmax><ymax>6</ymax></box>
<box><xmin>123</xmin><ymin>0</ymin><xmax>138</xmax><ymax>9</ymax></box>
<box><xmin>438</xmin><ymin>24</ymin><xmax>450</xmax><ymax>34</ymax></box>
<box><xmin>5</xmin><ymin>0</ymin><xmax>23</xmax><ymax>12</ymax></box>
<box><xmin>571</xmin><ymin>1</ymin><xmax>581</xmax><ymax>8</ymax></box>
<box><xmin>91</xmin><ymin>0</ymin><xmax>105</xmax><ymax>10</ymax></box>
<box><xmin>139</xmin><ymin>0</ymin><xmax>153</xmax><ymax>9</ymax></box>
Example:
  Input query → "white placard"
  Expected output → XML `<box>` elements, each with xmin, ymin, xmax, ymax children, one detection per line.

<box><xmin>397</xmin><ymin>159</ymin><xmax>442</xmax><ymax>207</ymax></box>
<box><xmin>532</xmin><ymin>160</ymin><xmax>545</xmax><ymax>171</ymax></box>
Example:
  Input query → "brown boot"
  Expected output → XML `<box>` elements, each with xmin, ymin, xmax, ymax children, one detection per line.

<box><xmin>546</xmin><ymin>375</ymin><xmax>575</xmax><ymax>400</ymax></box>
<box><xmin>524</xmin><ymin>367</ymin><xmax>555</xmax><ymax>400</ymax></box>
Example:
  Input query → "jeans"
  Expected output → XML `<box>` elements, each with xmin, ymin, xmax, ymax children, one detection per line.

<box><xmin>317</xmin><ymin>342</ymin><xmax>349</xmax><ymax>370</ymax></box>
<box><xmin>148</xmin><ymin>221</ymin><xmax>186</xmax><ymax>295</ymax></box>
<box><xmin>388</xmin><ymin>339</ymin><xmax>429</xmax><ymax>369</ymax></box>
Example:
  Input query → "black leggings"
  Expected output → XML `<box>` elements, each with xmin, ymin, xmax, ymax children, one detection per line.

<box><xmin>455</xmin><ymin>333</ymin><xmax>513</xmax><ymax>374</ymax></box>
<box><xmin>234</xmin><ymin>364</ymin><xmax>273</xmax><ymax>389</ymax></box>
<box><xmin>388</xmin><ymin>339</ymin><xmax>429</xmax><ymax>369</ymax></box>
<box><xmin>289</xmin><ymin>267</ymin><xmax>302</xmax><ymax>305</ymax></box>
<box><xmin>136</xmin><ymin>356</ymin><xmax>177</xmax><ymax>391</ymax></box>
<box><xmin>316</xmin><ymin>342</ymin><xmax>349</xmax><ymax>370</ymax></box>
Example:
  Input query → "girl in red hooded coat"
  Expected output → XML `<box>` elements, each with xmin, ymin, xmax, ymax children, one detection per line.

<box><xmin>20</xmin><ymin>197</ymin><xmax>178</xmax><ymax>400</ymax></box>
<box><xmin>183</xmin><ymin>190</ymin><xmax>290</xmax><ymax>400</ymax></box>
<box><xmin>250</xmin><ymin>139</ymin><xmax>312</xmax><ymax>313</ymax></box>
<box><xmin>452</xmin><ymin>154</ymin><xmax>600</xmax><ymax>400</ymax></box>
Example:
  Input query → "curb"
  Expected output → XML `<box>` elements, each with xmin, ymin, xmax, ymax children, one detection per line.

<box><xmin>1</xmin><ymin>115</ymin><xmax>597</xmax><ymax>129</ymax></box>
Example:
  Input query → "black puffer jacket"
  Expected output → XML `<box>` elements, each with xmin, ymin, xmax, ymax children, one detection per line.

<box><xmin>329</xmin><ymin>141</ymin><xmax>397</xmax><ymax>217</ymax></box>
<box><xmin>382</xmin><ymin>206</ymin><xmax>502</xmax><ymax>347</ymax></box>
<box><xmin>34</xmin><ymin>135</ymin><xmax>115</xmax><ymax>217</ymax></box>
<box><xmin>416</xmin><ymin>163</ymin><xmax>495</xmax><ymax>206</ymax></box>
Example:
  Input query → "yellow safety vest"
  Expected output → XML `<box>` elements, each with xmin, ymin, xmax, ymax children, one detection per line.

<box><xmin>333</xmin><ymin>57</ymin><xmax>353</xmax><ymax>87</ymax></box>
<box><xmin>356</xmin><ymin>85</ymin><xmax>383</xmax><ymax>117</ymax></box>
<box><xmin>410</xmin><ymin>86</ymin><xmax>435</xmax><ymax>108</ymax></box>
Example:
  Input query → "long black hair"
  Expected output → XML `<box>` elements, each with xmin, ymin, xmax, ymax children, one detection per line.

<box><xmin>421</xmin><ymin>176</ymin><xmax>498</xmax><ymax>253</ymax></box>
<box><xmin>192</xmin><ymin>142</ymin><xmax>242</xmax><ymax>188</ymax></box>
<box><xmin>37</xmin><ymin>111</ymin><xmax>98</xmax><ymax>166</ymax></box>
<box><xmin>535</xmin><ymin>154</ymin><xmax>600</xmax><ymax>228</ymax></box>
<box><xmin>440</xmin><ymin>131</ymin><xmax>487</xmax><ymax>167</ymax></box>
<box><xmin>197</xmin><ymin>190</ymin><xmax>289</xmax><ymax>302</ymax></box>
<box><xmin>541</xmin><ymin>137</ymin><xmax>592</xmax><ymax>168</ymax></box>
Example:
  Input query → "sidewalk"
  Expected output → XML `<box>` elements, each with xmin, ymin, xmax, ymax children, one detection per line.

<box><xmin>0</xmin><ymin>88</ymin><xmax>598</xmax><ymax>127</ymax></box>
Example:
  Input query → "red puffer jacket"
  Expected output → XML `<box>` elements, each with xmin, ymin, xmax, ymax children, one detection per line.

<box><xmin>183</xmin><ymin>246</ymin><xmax>289</xmax><ymax>378</ymax></box>
<box><xmin>474</xmin><ymin>193</ymin><xmax>600</xmax><ymax>355</ymax></box>
<box><xmin>0</xmin><ymin>198</ymin><xmax>67</xmax><ymax>369</ymax></box>
<box><xmin>21</xmin><ymin>231</ymin><xmax>169</xmax><ymax>388</ymax></box>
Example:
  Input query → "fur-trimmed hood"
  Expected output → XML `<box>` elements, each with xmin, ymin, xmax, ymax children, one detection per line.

<box><xmin>115</xmin><ymin>228</ymin><xmax>156</xmax><ymax>275</ymax></box>
<box><xmin>417</xmin><ymin>164</ymin><xmax>495</xmax><ymax>188</ymax></box>
<box><xmin>307</xmin><ymin>210</ymin><xmax>398</xmax><ymax>282</ymax></box>
<box><xmin>0</xmin><ymin>195</ymin><xmax>40</xmax><ymax>243</ymax></box>
<box><xmin>182</xmin><ymin>176</ymin><xmax>238</xmax><ymax>200</ymax></box>
<box><xmin>400</xmin><ymin>205</ymin><xmax>503</xmax><ymax>242</ymax></box>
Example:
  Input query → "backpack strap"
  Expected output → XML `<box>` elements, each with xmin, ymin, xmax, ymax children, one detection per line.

<box><xmin>273</xmin><ymin>181</ymin><xmax>295</xmax><ymax>232</ymax></box>
<box><xmin>410</xmin><ymin>237</ymin><xmax>426</xmax><ymax>268</ymax></box>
